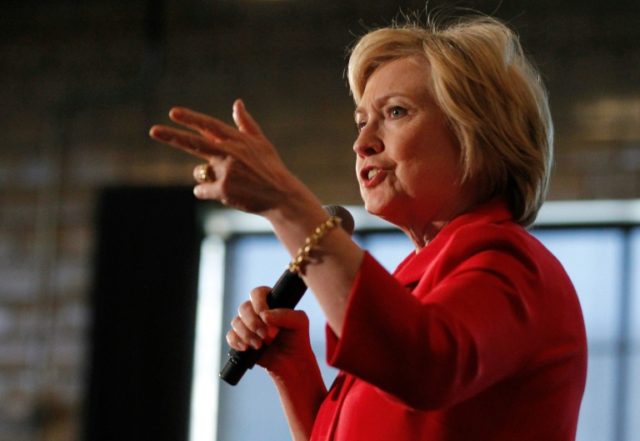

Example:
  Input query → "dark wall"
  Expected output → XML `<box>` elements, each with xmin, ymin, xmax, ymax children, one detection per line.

<box><xmin>85</xmin><ymin>187</ymin><xmax>202</xmax><ymax>441</ymax></box>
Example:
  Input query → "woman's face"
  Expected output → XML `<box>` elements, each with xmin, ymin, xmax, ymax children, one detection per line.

<box><xmin>353</xmin><ymin>56</ymin><xmax>473</xmax><ymax>240</ymax></box>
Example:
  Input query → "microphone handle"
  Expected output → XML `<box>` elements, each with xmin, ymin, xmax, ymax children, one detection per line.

<box><xmin>219</xmin><ymin>269</ymin><xmax>307</xmax><ymax>385</ymax></box>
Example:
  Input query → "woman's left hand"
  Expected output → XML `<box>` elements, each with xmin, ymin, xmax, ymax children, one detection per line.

<box><xmin>149</xmin><ymin>99</ymin><xmax>304</xmax><ymax>214</ymax></box>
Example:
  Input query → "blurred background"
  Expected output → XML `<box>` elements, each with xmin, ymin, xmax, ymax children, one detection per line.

<box><xmin>0</xmin><ymin>0</ymin><xmax>639</xmax><ymax>440</ymax></box>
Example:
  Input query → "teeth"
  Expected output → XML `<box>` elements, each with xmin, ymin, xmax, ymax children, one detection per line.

<box><xmin>367</xmin><ymin>169</ymin><xmax>379</xmax><ymax>180</ymax></box>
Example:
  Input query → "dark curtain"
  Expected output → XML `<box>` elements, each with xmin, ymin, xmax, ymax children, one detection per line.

<box><xmin>84</xmin><ymin>186</ymin><xmax>203</xmax><ymax>441</ymax></box>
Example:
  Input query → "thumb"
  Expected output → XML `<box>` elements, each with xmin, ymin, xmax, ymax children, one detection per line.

<box><xmin>260</xmin><ymin>309</ymin><xmax>309</xmax><ymax>331</ymax></box>
<box><xmin>232</xmin><ymin>99</ymin><xmax>264</xmax><ymax>136</ymax></box>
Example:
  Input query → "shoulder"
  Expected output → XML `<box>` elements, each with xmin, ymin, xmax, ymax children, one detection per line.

<box><xmin>437</xmin><ymin>221</ymin><xmax>538</xmax><ymax>270</ymax></box>
<box><xmin>430</xmin><ymin>211</ymin><xmax>565</xmax><ymax>288</ymax></box>
<box><xmin>395</xmin><ymin>200</ymin><xmax>566</xmax><ymax>287</ymax></box>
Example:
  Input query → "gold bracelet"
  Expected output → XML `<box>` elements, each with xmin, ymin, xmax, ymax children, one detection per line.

<box><xmin>288</xmin><ymin>216</ymin><xmax>342</xmax><ymax>275</ymax></box>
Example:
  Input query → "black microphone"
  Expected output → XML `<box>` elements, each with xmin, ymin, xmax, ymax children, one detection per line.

<box><xmin>219</xmin><ymin>205</ymin><xmax>355</xmax><ymax>385</ymax></box>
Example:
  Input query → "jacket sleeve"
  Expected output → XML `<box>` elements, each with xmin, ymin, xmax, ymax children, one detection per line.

<box><xmin>325</xmin><ymin>245</ymin><xmax>548</xmax><ymax>411</ymax></box>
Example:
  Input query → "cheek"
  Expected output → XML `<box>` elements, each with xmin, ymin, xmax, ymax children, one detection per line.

<box><xmin>354</xmin><ymin>157</ymin><xmax>363</xmax><ymax>183</ymax></box>
<box><xmin>401</xmin><ymin>145</ymin><xmax>462</xmax><ymax>192</ymax></box>
<box><xmin>412</xmin><ymin>129</ymin><xmax>460</xmax><ymax>176</ymax></box>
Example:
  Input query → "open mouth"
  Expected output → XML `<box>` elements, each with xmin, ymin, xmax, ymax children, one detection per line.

<box><xmin>360</xmin><ymin>166</ymin><xmax>386</xmax><ymax>186</ymax></box>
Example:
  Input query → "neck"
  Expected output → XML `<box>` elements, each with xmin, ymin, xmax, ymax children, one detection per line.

<box><xmin>402</xmin><ymin>197</ymin><xmax>480</xmax><ymax>251</ymax></box>
<box><xmin>402</xmin><ymin>220</ymin><xmax>448</xmax><ymax>250</ymax></box>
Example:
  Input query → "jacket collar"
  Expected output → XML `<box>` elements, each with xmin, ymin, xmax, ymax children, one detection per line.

<box><xmin>392</xmin><ymin>199</ymin><xmax>514</xmax><ymax>286</ymax></box>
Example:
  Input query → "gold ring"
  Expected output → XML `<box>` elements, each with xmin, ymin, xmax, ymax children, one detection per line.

<box><xmin>195</xmin><ymin>164</ymin><xmax>213</xmax><ymax>183</ymax></box>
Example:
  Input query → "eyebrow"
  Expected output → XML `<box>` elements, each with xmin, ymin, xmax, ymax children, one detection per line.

<box><xmin>353</xmin><ymin>93</ymin><xmax>412</xmax><ymax>120</ymax></box>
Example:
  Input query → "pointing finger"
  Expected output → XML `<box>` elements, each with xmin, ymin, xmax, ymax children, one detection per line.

<box><xmin>233</xmin><ymin>99</ymin><xmax>264</xmax><ymax>136</ymax></box>
<box><xmin>169</xmin><ymin>107</ymin><xmax>240</xmax><ymax>142</ymax></box>
<box><xmin>149</xmin><ymin>125</ymin><xmax>226</xmax><ymax>160</ymax></box>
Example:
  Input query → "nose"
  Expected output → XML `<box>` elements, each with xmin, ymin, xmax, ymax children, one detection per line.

<box><xmin>353</xmin><ymin>123</ymin><xmax>383</xmax><ymax>157</ymax></box>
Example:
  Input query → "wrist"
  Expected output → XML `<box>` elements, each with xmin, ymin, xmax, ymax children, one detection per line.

<box><xmin>265</xmin><ymin>179</ymin><xmax>326</xmax><ymax>225</ymax></box>
<box><xmin>264</xmin><ymin>185</ymin><xmax>330</xmax><ymax>249</ymax></box>
<box><xmin>267</xmin><ymin>350</ymin><xmax>323</xmax><ymax>386</ymax></box>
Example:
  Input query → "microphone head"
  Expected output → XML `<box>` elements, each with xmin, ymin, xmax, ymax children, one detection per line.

<box><xmin>324</xmin><ymin>205</ymin><xmax>355</xmax><ymax>236</ymax></box>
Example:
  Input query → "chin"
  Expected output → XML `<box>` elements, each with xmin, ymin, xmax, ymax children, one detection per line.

<box><xmin>364</xmin><ymin>199</ymin><xmax>402</xmax><ymax>226</ymax></box>
<box><xmin>362</xmin><ymin>197</ymin><xmax>384</xmax><ymax>216</ymax></box>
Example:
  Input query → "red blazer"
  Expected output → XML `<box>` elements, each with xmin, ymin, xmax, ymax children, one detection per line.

<box><xmin>310</xmin><ymin>201</ymin><xmax>587</xmax><ymax>441</ymax></box>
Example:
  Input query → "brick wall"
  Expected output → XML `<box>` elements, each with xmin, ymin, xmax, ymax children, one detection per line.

<box><xmin>0</xmin><ymin>1</ymin><xmax>638</xmax><ymax>440</ymax></box>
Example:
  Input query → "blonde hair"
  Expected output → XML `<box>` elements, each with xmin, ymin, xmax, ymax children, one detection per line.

<box><xmin>348</xmin><ymin>16</ymin><xmax>553</xmax><ymax>226</ymax></box>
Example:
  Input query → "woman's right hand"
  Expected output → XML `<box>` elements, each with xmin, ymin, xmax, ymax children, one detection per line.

<box><xmin>227</xmin><ymin>286</ymin><xmax>318</xmax><ymax>378</ymax></box>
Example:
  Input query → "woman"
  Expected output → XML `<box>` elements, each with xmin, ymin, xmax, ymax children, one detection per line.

<box><xmin>150</xmin><ymin>15</ymin><xmax>587</xmax><ymax>441</ymax></box>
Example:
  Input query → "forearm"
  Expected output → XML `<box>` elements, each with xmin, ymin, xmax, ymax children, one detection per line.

<box><xmin>268</xmin><ymin>359</ymin><xmax>327</xmax><ymax>441</ymax></box>
<box><xmin>264</xmin><ymin>184</ymin><xmax>364</xmax><ymax>337</ymax></box>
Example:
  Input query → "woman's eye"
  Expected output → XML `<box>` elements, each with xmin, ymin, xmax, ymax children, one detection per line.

<box><xmin>388</xmin><ymin>106</ymin><xmax>407</xmax><ymax>118</ymax></box>
<box><xmin>356</xmin><ymin>121</ymin><xmax>367</xmax><ymax>132</ymax></box>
